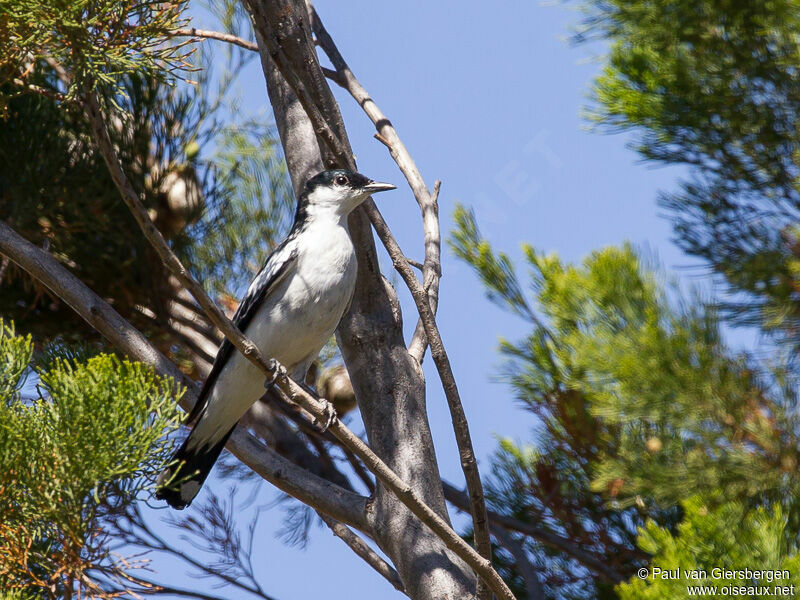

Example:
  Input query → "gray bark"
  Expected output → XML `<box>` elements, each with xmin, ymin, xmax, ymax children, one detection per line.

<box><xmin>244</xmin><ymin>1</ymin><xmax>478</xmax><ymax>597</ymax></box>
<box><xmin>0</xmin><ymin>220</ymin><xmax>369</xmax><ymax>531</ymax></box>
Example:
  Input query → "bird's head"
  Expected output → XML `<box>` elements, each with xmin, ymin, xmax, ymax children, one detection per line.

<box><xmin>298</xmin><ymin>169</ymin><xmax>395</xmax><ymax>221</ymax></box>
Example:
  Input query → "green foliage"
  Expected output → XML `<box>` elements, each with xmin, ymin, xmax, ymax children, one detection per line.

<box><xmin>1</xmin><ymin>0</ymin><xmax>190</xmax><ymax>99</ymax></box>
<box><xmin>0</xmin><ymin>72</ymin><xmax>160</xmax><ymax>340</ymax></box>
<box><xmin>0</xmin><ymin>44</ymin><xmax>292</xmax><ymax>349</ymax></box>
<box><xmin>579</xmin><ymin>0</ymin><xmax>800</xmax><ymax>348</ymax></box>
<box><xmin>453</xmin><ymin>205</ymin><xmax>799</xmax><ymax>505</ymax></box>
<box><xmin>451</xmin><ymin>205</ymin><xmax>800</xmax><ymax>598</ymax></box>
<box><xmin>0</xmin><ymin>321</ymin><xmax>182</xmax><ymax>594</ymax></box>
<box><xmin>0</xmin><ymin>321</ymin><xmax>32</xmax><ymax>401</ymax></box>
<box><xmin>617</xmin><ymin>497</ymin><xmax>800</xmax><ymax>599</ymax></box>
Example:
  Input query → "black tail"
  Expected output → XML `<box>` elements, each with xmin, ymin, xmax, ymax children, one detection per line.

<box><xmin>155</xmin><ymin>426</ymin><xmax>235</xmax><ymax>509</ymax></box>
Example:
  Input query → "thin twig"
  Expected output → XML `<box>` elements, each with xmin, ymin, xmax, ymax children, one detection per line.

<box><xmin>306</xmin><ymin>9</ymin><xmax>491</xmax><ymax>597</ymax></box>
<box><xmin>311</xmin><ymin>8</ymin><xmax>443</xmax><ymax>365</ymax></box>
<box><xmin>403</xmin><ymin>256</ymin><xmax>424</xmax><ymax>271</ymax></box>
<box><xmin>79</xmin><ymin>82</ymin><xmax>513</xmax><ymax>600</ymax></box>
<box><xmin>443</xmin><ymin>481</ymin><xmax>625</xmax><ymax>583</ymax></box>
<box><xmin>317</xmin><ymin>513</ymin><xmax>406</xmax><ymax>595</ymax></box>
<box><xmin>171</xmin><ymin>27</ymin><xmax>258</xmax><ymax>52</ymax></box>
<box><xmin>11</xmin><ymin>78</ymin><xmax>66</xmax><ymax>101</ymax></box>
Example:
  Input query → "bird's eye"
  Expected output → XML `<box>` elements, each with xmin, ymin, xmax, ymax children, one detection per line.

<box><xmin>335</xmin><ymin>175</ymin><xmax>348</xmax><ymax>186</ymax></box>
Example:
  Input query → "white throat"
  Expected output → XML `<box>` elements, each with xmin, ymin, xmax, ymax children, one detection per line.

<box><xmin>303</xmin><ymin>185</ymin><xmax>368</xmax><ymax>223</ymax></box>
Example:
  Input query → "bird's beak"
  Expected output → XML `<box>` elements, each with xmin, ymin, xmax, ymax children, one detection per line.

<box><xmin>363</xmin><ymin>181</ymin><xmax>396</xmax><ymax>194</ymax></box>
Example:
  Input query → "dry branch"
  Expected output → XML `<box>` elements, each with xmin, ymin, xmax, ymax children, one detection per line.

<box><xmin>443</xmin><ymin>482</ymin><xmax>625</xmax><ymax>584</ymax></box>
<box><xmin>309</xmin><ymin>7</ymin><xmax>442</xmax><ymax>365</ymax></box>
<box><xmin>80</xmin><ymin>82</ymin><xmax>514</xmax><ymax>600</ymax></box>
<box><xmin>318</xmin><ymin>513</ymin><xmax>406</xmax><ymax>595</ymax></box>
<box><xmin>0</xmin><ymin>220</ymin><xmax>369</xmax><ymax>530</ymax></box>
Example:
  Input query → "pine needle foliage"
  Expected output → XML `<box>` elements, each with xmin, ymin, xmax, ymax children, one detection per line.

<box><xmin>577</xmin><ymin>0</ymin><xmax>800</xmax><ymax>349</ymax></box>
<box><xmin>0</xmin><ymin>0</ymin><xmax>191</xmax><ymax>101</ymax></box>
<box><xmin>0</xmin><ymin>50</ymin><xmax>292</xmax><ymax>346</ymax></box>
<box><xmin>452</xmin><ymin>205</ymin><xmax>800</xmax><ymax>504</ymax></box>
<box><xmin>0</xmin><ymin>320</ymin><xmax>183</xmax><ymax>596</ymax></box>
<box><xmin>450</xmin><ymin>205</ymin><xmax>800</xmax><ymax>598</ymax></box>
<box><xmin>617</xmin><ymin>497</ymin><xmax>800</xmax><ymax>599</ymax></box>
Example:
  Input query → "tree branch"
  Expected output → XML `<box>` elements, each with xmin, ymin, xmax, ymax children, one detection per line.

<box><xmin>317</xmin><ymin>513</ymin><xmax>406</xmax><ymax>595</ymax></box>
<box><xmin>407</xmin><ymin>180</ymin><xmax>441</xmax><ymax>362</ymax></box>
<box><xmin>171</xmin><ymin>27</ymin><xmax>259</xmax><ymax>52</ymax></box>
<box><xmin>443</xmin><ymin>482</ymin><xmax>625</xmax><ymax>584</ymax></box>
<box><xmin>0</xmin><ymin>220</ymin><xmax>369</xmax><ymax>531</ymax></box>
<box><xmin>364</xmin><ymin>201</ymin><xmax>493</xmax><ymax>593</ymax></box>
<box><xmin>309</xmin><ymin>6</ymin><xmax>442</xmax><ymax>364</ymax></box>
<box><xmin>80</xmin><ymin>78</ymin><xmax>513</xmax><ymax>600</ymax></box>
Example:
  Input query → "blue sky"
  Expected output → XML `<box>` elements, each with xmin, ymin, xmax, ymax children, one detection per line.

<box><xmin>146</xmin><ymin>1</ymin><xmax>708</xmax><ymax>598</ymax></box>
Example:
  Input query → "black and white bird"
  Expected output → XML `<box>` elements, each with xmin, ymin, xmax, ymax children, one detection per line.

<box><xmin>156</xmin><ymin>169</ymin><xmax>395</xmax><ymax>509</ymax></box>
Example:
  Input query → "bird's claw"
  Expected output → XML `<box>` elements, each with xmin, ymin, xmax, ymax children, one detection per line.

<box><xmin>314</xmin><ymin>398</ymin><xmax>337</xmax><ymax>433</ymax></box>
<box><xmin>264</xmin><ymin>359</ymin><xmax>287</xmax><ymax>390</ymax></box>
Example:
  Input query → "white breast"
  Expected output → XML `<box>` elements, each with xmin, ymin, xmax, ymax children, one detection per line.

<box><xmin>246</xmin><ymin>221</ymin><xmax>356</xmax><ymax>372</ymax></box>
<box><xmin>195</xmin><ymin>221</ymin><xmax>357</xmax><ymax>445</ymax></box>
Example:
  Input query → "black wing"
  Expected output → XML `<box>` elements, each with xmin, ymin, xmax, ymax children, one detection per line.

<box><xmin>185</xmin><ymin>240</ymin><xmax>299</xmax><ymax>424</ymax></box>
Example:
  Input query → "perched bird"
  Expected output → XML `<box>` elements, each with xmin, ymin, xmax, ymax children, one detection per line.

<box><xmin>156</xmin><ymin>169</ymin><xmax>395</xmax><ymax>508</ymax></box>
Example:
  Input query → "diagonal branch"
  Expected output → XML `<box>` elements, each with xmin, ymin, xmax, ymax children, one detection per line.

<box><xmin>251</xmin><ymin>8</ymin><xmax>493</xmax><ymax>595</ymax></box>
<box><xmin>317</xmin><ymin>512</ymin><xmax>406</xmax><ymax>595</ymax></box>
<box><xmin>0</xmin><ymin>220</ymin><xmax>368</xmax><ymax>531</ymax></box>
<box><xmin>80</xmin><ymin>79</ymin><xmax>514</xmax><ymax>600</ymax></box>
<box><xmin>442</xmin><ymin>482</ymin><xmax>625</xmax><ymax>584</ymax></box>
<box><xmin>308</xmin><ymin>5</ymin><xmax>442</xmax><ymax>365</ymax></box>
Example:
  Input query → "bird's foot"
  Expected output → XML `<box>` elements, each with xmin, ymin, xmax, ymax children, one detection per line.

<box><xmin>264</xmin><ymin>359</ymin><xmax>287</xmax><ymax>390</ymax></box>
<box><xmin>314</xmin><ymin>398</ymin><xmax>338</xmax><ymax>433</ymax></box>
